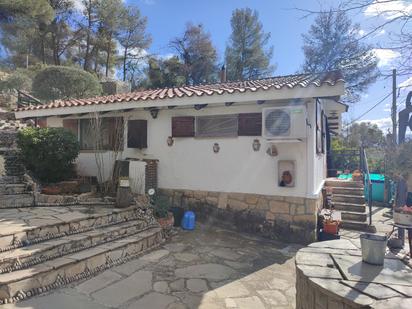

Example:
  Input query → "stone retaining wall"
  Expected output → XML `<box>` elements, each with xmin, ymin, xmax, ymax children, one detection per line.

<box><xmin>159</xmin><ymin>188</ymin><xmax>322</xmax><ymax>244</ymax></box>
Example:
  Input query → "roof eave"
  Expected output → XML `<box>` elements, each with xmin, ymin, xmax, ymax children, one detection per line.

<box><xmin>14</xmin><ymin>82</ymin><xmax>344</xmax><ymax>119</ymax></box>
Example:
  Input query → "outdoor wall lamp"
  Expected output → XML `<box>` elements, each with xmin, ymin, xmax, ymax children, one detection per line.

<box><xmin>167</xmin><ymin>136</ymin><xmax>174</xmax><ymax>146</ymax></box>
<box><xmin>213</xmin><ymin>143</ymin><xmax>220</xmax><ymax>153</ymax></box>
<box><xmin>252</xmin><ymin>139</ymin><xmax>261</xmax><ymax>151</ymax></box>
<box><xmin>149</xmin><ymin>108</ymin><xmax>159</xmax><ymax>119</ymax></box>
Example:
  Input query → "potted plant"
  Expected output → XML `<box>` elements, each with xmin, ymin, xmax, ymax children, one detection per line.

<box><xmin>148</xmin><ymin>189</ymin><xmax>174</xmax><ymax>229</ymax></box>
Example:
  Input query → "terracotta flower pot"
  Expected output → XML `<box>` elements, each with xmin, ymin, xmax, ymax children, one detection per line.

<box><xmin>323</xmin><ymin>221</ymin><xmax>339</xmax><ymax>235</ymax></box>
<box><xmin>41</xmin><ymin>186</ymin><xmax>61</xmax><ymax>195</ymax></box>
<box><xmin>157</xmin><ymin>212</ymin><xmax>174</xmax><ymax>229</ymax></box>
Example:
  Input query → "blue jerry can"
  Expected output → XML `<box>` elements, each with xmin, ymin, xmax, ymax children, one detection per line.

<box><xmin>181</xmin><ymin>211</ymin><xmax>195</xmax><ymax>230</ymax></box>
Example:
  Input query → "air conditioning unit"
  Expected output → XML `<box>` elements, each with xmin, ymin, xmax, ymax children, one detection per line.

<box><xmin>262</xmin><ymin>106</ymin><xmax>307</xmax><ymax>140</ymax></box>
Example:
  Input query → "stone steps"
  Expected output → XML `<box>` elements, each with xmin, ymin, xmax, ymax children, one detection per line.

<box><xmin>0</xmin><ymin>194</ymin><xmax>34</xmax><ymax>208</ymax></box>
<box><xmin>324</xmin><ymin>179</ymin><xmax>373</xmax><ymax>232</ymax></box>
<box><xmin>329</xmin><ymin>186</ymin><xmax>364</xmax><ymax>196</ymax></box>
<box><xmin>0</xmin><ymin>207</ymin><xmax>150</xmax><ymax>251</ymax></box>
<box><xmin>0</xmin><ymin>227</ymin><xmax>163</xmax><ymax>303</ymax></box>
<box><xmin>325</xmin><ymin>179</ymin><xmax>363</xmax><ymax>188</ymax></box>
<box><xmin>333</xmin><ymin>202</ymin><xmax>366</xmax><ymax>213</ymax></box>
<box><xmin>340</xmin><ymin>211</ymin><xmax>367</xmax><ymax>223</ymax></box>
<box><xmin>0</xmin><ymin>218</ymin><xmax>153</xmax><ymax>273</ymax></box>
<box><xmin>0</xmin><ymin>184</ymin><xmax>27</xmax><ymax>195</ymax></box>
<box><xmin>332</xmin><ymin>194</ymin><xmax>365</xmax><ymax>204</ymax></box>
<box><xmin>341</xmin><ymin>220</ymin><xmax>373</xmax><ymax>232</ymax></box>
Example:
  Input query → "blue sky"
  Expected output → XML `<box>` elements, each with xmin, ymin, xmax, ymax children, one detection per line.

<box><xmin>127</xmin><ymin>0</ymin><xmax>412</xmax><ymax>133</ymax></box>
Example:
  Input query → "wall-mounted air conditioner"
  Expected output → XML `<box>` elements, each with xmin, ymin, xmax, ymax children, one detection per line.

<box><xmin>262</xmin><ymin>106</ymin><xmax>307</xmax><ymax>140</ymax></box>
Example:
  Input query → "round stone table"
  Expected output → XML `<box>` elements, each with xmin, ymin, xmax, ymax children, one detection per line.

<box><xmin>295</xmin><ymin>238</ymin><xmax>412</xmax><ymax>309</ymax></box>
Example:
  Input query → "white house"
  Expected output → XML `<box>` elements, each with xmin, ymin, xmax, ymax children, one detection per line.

<box><xmin>14</xmin><ymin>71</ymin><xmax>346</xmax><ymax>243</ymax></box>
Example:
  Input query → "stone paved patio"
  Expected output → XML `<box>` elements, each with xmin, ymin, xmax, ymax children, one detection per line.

<box><xmin>2</xmin><ymin>224</ymin><xmax>301</xmax><ymax>309</ymax></box>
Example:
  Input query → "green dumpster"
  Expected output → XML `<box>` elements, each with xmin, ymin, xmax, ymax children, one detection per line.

<box><xmin>365</xmin><ymin>174</ymin><xmax>385</xmax><ymax>202</ymax></box>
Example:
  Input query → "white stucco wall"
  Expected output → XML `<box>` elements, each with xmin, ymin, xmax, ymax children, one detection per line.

<box><xmin>46</xmin><ymin>97</ymin><xmax>337</xmax><ymax>198</ymax></box>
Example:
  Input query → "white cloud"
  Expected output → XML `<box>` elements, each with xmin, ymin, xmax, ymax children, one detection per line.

<box><xmin>358</xmin><ymin>29</ymin><xmax>366</xmax><ymax>36</ymax></box>
<box><xmin>373</xmin><ymin>48</ymin><xmax>400</xmax><ymax>67</ymax></box>
<box><xmin>384</xmin><ymin>103</ymin><xmax>391</xmax><ymax>112</ymax></box>
<box><xmin>364</xmin><ymin>0</ymin><xmax>412</xmax><ymax>19</ymax></box>
<box><xmin>357</xmin><ymin>117</ymin><xmax>393</xmax><ymax>132</ymax></box>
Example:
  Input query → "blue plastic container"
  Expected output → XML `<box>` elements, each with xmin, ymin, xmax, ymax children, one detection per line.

<box><xmin>181</xmin><ymin>211</ymin><xmax>196</xmax><ymax>230</ymax></box>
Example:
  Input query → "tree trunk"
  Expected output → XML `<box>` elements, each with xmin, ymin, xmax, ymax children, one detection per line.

<box><xmin>123</xmin><ymin>46</ymin><xmax>128</xmax><ymax>81</ymax></box>
<box><xmin>83</xmin><ymin>0</ymin><xmax>93</xmax><ymax>71</ymax></box>
<box><xmin>105</xmin><ymin>33</ymin><xmax>112</xmax><ymax>77</ymax></box>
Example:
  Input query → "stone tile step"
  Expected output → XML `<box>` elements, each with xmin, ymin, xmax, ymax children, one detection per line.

<box><xmin>325</xmin><ymin>179</ymin><xmax>364</xmax><ymax>188</ymax></box>
<box><xmin>0</xmin><ymin>227</ymin><xmax>164</xmax><ymax>303</ymax></box>
<box><xmin>332</xmin><ymin>194</ymin><xmax>365</xmax><ymax>204</ymax></box>
<box><xmin>0</xmin><ymin>194</ymin><xmax>34</xmax><ymax>208</ymax></box>
<box><xmin>341</xmin><ymin>211</ymin><xmax>368</xmax><ymax>223</ymax></box>
<box><xmin>0</xmin><ymin>177</ymin><xmax>22</xmax><ymax>185</ymax></box>
<box><xmin>0</xmin><ymin>207</ymin><xmax>150</xmax><ymax>251</ymax></box>
<box><xmin>333</xmin><ymin>202</ymin><xmax>366</xmax><ymax>213</ymax></box>
<box><xmin>0</xmin><ymin>218</ymin><xmax>154</xmax><ymax>273</ymax></box>
<box><xmin>341</xmin><ymin>220</ymin><xmax>374</xmax><ymax>232</ymax></box>
<box><xmin>329</xmin><ymin>187</ymin><xmax>364</xmax><ymax>196</ymax></box>
<box><xmin>0</xmin><ymin>184</ymin><xmax>29</xmax><ymax>195</ymax></box>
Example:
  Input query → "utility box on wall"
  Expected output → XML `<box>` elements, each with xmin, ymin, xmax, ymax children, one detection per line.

<box><xmin>278</xmin><ymin>160</ymin><xmax>296</xmax><ymax>187</ymax></box>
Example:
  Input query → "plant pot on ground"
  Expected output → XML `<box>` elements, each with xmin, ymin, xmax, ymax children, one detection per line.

<box><xmin>152</xmin><ymin>195</ymin><xmax>174</xmax><ymax>229</ymax></box>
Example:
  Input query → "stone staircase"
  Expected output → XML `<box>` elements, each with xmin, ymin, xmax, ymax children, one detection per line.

<box><xmin>0</xmin><ymin>206</ymin><xmax>164</xmax><ymax>304</ymax></box>
<box><xmin>325</xmin><ymin>179</ymin><xmax>373</xmax><ymax>232</ymax></box>
<box><xmin>0</xmin><ymin>176</ymin><xmax>34</xmax><ymax>208</ymax></box>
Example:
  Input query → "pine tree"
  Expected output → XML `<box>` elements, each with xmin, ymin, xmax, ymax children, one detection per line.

<box><xmin>170</xmin><ymin>23</ymin><xmax>217</xmax><ymax>85</ymax></box>
<box><xmin>225</xmin><ymin>8</ymin><xmax>274</xmax><ymax>81</ymax></box>
<box><xmin>117</xmin><ymin>5</ymin><xmax>151</xmax><ymax>81</ymax></box>
<box><xmin>302</xmin><ymin>10</ymin><xmax>379</xmax><ymax>103</ymax></box>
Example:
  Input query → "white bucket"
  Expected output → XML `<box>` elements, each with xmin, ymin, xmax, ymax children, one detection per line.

<box><xmin>360</xmin><ymin>233</ymin><xmax>387</xmax><ymax>265</ymax></box>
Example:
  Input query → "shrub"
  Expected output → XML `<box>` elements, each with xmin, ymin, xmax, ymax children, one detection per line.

<box><xmin>32</xmin><ymin>66</ymin><xmax>102</xmax><ymax>101</ymax></box>
<box><xmin>0</xmin><ymin>70</ymin><xmax>32</xmax><ymax>92</ymax></box>
<box><xmin>17</xmin><ymin>127</ymin><xmax>80</xmax><ymax>183</ymax></box>
<box><xmin>385</xmin><ymin>141</ymin><xmax>412</xmax><ymax>178</ymax></box>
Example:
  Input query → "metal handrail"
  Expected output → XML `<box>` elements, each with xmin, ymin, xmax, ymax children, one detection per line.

<box><xmin>360</xmin><ymin>146</ymin><xmax>373</xmax><ymax>225</ymax></box>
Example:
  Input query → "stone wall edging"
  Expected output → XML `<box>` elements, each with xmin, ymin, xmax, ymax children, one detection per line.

<box><xmin>159</xmin><ymin>188</ymin><xmax>322</xmax><ymax>244</ymax></box>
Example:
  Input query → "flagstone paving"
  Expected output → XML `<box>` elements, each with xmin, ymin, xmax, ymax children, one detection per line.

<box><xmin>2</xmin><ymin>224</ymin><xmax>302</xmax><ymax>309</ymax></box>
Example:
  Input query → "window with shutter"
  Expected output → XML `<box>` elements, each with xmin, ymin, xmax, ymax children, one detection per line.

<box><xmin>62</xmin><ymin>119</ymin><xmax>78</xmax><ymax>138</ymax></box>
<box><xmin>172</xmin><ymin>116</ymin><xmax>195</xmax><ymax>137</ymax></box>
<box><xmin>238</xmin><ymin>113</ymin><xmax>262</xmax><ymax>136</ymax></box>
<box><xmin>79</xmin><ymin>117</ymin><xmax>123</xmax><ymax>150</ymax></box>
<box><xmin>128</xmin><ymin>120</ymin><xmax>147</xmax><ymax>149</ymax></box>
<box><xmin>196</xmin><ymin>114</ymin><xmax>238</xmax><ymax>137</ymax></box>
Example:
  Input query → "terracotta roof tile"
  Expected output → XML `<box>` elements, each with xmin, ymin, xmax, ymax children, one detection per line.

<box><xmin>16</xmin><ymin>71</ymin><xmax>343</xmax><ymax>112</ymax></box>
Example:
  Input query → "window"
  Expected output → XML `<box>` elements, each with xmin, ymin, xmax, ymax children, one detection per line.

<box><xmin>172</xmin><ymin>116</ymin><xmax>195</xmax><ymax>137</ymax></box>
<box><xmin>195</xmin><ymin>114</ymin><xmax>238</xmax><ymax>137</ymax></box>
<box><xmin>238</xmin><ymin>113</ymin><xmax>262</xmax><ymax>136</ymax></box>
<box><xmin>62</xmin><ymin>119</ymin><xmax>78</xmax><ymax>138</ymax></box>
<box><xmin>79</xmin><ymin>117</ymin><xmax>123</xmax><ymax>150</ymax></box>
<box><xmin>128</xmin><ymin>120</ymin><xmax>147</xmax><ymax>149</ymax></box>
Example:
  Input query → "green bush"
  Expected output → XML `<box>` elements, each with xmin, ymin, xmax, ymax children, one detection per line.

<box><xmin>385</xmin><ymin>141</ymin><xmax>412</xmax><ymax>178</ymax></box>
<box><xmin>17</xmin><ymin>127</ymin><xmax>80</xmax><ymax>183</ymax></box>
<box><xmin>32</xmin><ymin>66</ymin><xmax>102</xmax><ymax>101</ymax></box>
<box><xmin>0</xmin><ymin>70</ymin><xmax>32</xmax><ymax>92</ymax></box>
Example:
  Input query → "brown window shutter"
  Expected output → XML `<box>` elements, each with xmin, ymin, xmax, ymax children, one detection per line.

<box><xmin>238</xmin><ymin>113</ymin><xmax>262</xmax><ymax>136</ymax></box>
<box><xmin>172</xmin><ymin>116</ymin><xmax>195</xmax><ymax>137</ymax></box>
<box><xmin>62</xmin><ymin>119</ymin><xmax>78</xmax><ymax>138</ymax></box>
<box><xmin>128</xmin><ymin>120</ymin><xmax>147</xmax><ymax>149</ymax></box>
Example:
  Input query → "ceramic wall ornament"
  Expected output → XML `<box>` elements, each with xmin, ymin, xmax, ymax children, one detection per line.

<box><xmin>252</xmin><ymin>139</ymin><xmax>261</xmax><ymax>151</ymax></box>
<box><xmin>167</xmin><ymin>136</ymin><xmax>174</xmax><ymax>146</ymax></box>
<box><xmin>213</xmin><ymin>143</ymin><xmax>220</xmax><ymax>153</ymax></box>
<box><xmin>266</xmin><ymin>144</ymin><xmax>278</xmax><ymax>156</ymax></box>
